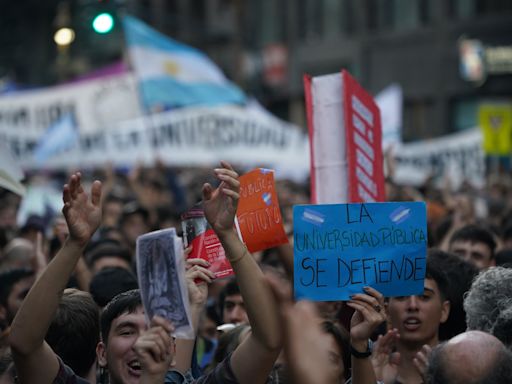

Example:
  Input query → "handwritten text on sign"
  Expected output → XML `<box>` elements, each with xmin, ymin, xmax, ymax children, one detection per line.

<box><xmin>293</xmin><ymin>202</ymin><xmax>427</xmax><ymax>301</ymax></box>
<box><xmin>237</xmin><ymin>168</ymin><xmax>288</xmax><ymax>253</ymax></box>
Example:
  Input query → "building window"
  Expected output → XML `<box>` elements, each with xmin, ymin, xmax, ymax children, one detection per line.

<box><xmin>450</xmin><ymin>0</ymin><xmax>512</xmax><ymax>18</ymax></box>
<box><xmin>476</xmin><ymin>0</ymin><xmax>512</xmax><ymax>14</ymax></box>
<box><xmin>258</xmin><ymin>0</ymin><xmax>285</xmax><ymax>45</ymax></box>
<box><xmin>391</xmin><ymin>0</ymin><xmax>421</xmax><ymax>31</ymax></box>
<box><xmin>298</xmin><ymin>0</ymin><xmax>322</xmax><ymax>41</ymax></box>
<box><xmin>377</xmin><ymin>0</ymin><xmax>394</xmax><ymax>30</ymax></box>
<box><xmin>323</xmin><ymin>0</ymin><xmax>341</xmax><ymax>37</ymax></box>
<box><xmin>452</xmin><ymin>98</ymin><xmax>479</xmax><ymax>131</ymax></box>
<box><xmin>449</xmin><ymin>0</ymin><xmax>477</xmax><ymax>19</ymax></box>
<box><xmin>403</xmin><ymin>99</ymin><xmax>433</xmax><ymax>141</ymax></box>
<box><xmin>340</xmin><ymin>0</ymin><xmax>355</xmax><ymax>34</ymax></box>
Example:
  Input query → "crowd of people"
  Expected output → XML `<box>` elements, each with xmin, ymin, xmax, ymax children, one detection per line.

<box><xmin>1</xmin><ymin>159</ymin><xmax>512</xmax><ymax>384</ymax></box>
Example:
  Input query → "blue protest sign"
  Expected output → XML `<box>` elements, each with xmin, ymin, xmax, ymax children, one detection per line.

<box><xmin>293</xmin><ymin>202</ymin><xmax>427</xmax><ymax>301</ymax></box>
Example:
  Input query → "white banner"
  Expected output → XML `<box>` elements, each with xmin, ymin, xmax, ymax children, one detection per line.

<box><xmin>1</xmin><ymin>105</ymin><xmax>309</xmax><ymax>171</ymax></box>
<box><xmin>393</xmin><ymin>128</ymin><xmax>485</xmax><ymax>189</ymax></box>
<box><xmin>0</xmin><ymin>73</ymin><xmax>142</xmax><ymax>136</ymax></box>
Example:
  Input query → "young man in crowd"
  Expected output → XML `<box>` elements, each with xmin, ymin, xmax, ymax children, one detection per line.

<box><xmin>9</xmin><ymin>161</ymin><xmax>282</xmax><ymax>384</ymax></box>
<box><xmin>448</xmin><ymin>224</ymin><xmax>496</xmax><ymax>270</ymax></box>
<box><xmin>0</xmin><ymin>268</ymin><xmax>34</xmax><ymax>328</ymax></box>
<box><xmin>8</xmin><ymin>173</ymin><xmax>106</xmax><ymax>384</ymax></box>
<box><xmin>218</xmin><ymin>278</ymin><xmax>249</xmax><ymax>325</ymax></box>
<box><xmin>45</xmin><ymin>288</ymin><xmax>100</xmax><ymax>382</ymax></box>
<box><xmin>374</xmin><ymin>256</ymin><xmax>451</xmax><ymax>384</ymax></box>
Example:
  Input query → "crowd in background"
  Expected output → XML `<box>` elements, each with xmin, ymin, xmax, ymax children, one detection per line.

<box><xmin>1</xmin><ymin>158</ymin><xmax>512</xmax><ymax>384</ymax></box>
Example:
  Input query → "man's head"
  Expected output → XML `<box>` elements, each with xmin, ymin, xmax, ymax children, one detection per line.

<box><xmin>45</xmin><ymin>289</ymin><xmax>100</xmax><ymax>378</ymax></box>
<box><xmin>449</xmin><ymin>224</ymin><xmax>496</xmax><ymax>270</ymax></box>
<box><xmin>97</xmin><ymin>289</ymin><xmax>174</xmax><ymax>384</ymax></box>
<box><xmin>18</xmin><ymin>215</ymin><xmax>45</xmax><ymax>245</ymax></box>
<box><xmin>103</xmin><ymin>194</ymin><xmax>124</xmax><ymax>228</ymax></box>
<box><xmin>119</xmin><ymin>203</ymin><xmax>150</xmax><ymax>248</ymax></box>
<box><xmin>0</xmin><ymin>268</ymin><xmax>35</xmax><ymax>324</ymax></box>
<box><xmin>89</xmin><ymin>267</ymin><xmax>139</xmax><ymax>308</ymax></box>
<box><xmin>218</xmin><ymin>278</ymin><xmax>248</xmax><ymax>325</ymax></box>
<box><xmin>97</xmin><ymin>289</ymin><xmax>145</xmax><ymax>384</ymax></box>
<box><xmin>427</xmin><ymin>249</ymin><xmax>479</xmax><ymax>341</ymax></box>
<box><xmin>464</xmin><ymin>266</ymin><xmax>512</xmax><ymax>348</ymax></box>
<box><xmin>387</xmin><ymin>256</ymin><xmax>450</xmax><ymax>348</ymax></box>
<box><xmin>85</xmin><ymin>239</ymin><xmax>133</xmax><ymax>275</ymax></box>
<box><xmin>426</xmin><ymin>331</ymin><xmax>512</xmax><ymax>384</ymax></box>
<box><xmin>322</xmin><ymin>321</ymin><xmax>350</xmax><ymax>383</ymax></box>
<box><xmin>0</xmin><ymin>238</ymin><xmax>34</xmax><ymax>272</ymax></box>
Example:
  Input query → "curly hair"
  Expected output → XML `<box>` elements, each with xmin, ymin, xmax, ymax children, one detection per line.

<box><xmin>463</xmin><ymin>267</ymin><xmax>512</xmax><ymax>347</ymax></box>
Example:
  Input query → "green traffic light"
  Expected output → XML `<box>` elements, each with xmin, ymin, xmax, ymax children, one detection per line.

<box><xmin>92</xmin><ymin>13</ymin><xmax>114</xmax><ymax>34</ymax></box>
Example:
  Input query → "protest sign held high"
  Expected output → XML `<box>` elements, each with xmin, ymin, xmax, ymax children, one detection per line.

<box><xmin>293</xmin><ymin>202</ymin><xmax>427</xmax><ymax>301</ymax></box>
<box><xmin>304</xmin><ymin>70</ymin><xmax>385</xmax><ymax>204</ymax></box>
<box><xmin>236</xmin><ymin>168</ymin><xmax>288</xmax><ymax>253</ymax></box>
<box><xmin>136</xmin><ymin>228</ymin><xmax>194</xmax><ymax>339</ymax></box>
<box><xmin>181</xmin><ymin>207</ymin><xmax>234</xmax><ymax>280</ymax></box>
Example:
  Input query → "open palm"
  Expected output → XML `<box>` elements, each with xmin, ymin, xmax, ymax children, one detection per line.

<box><xmin>202</xmin><ymin>161</ymin><xmax>240</xmax><ymax>234</ymax></box>
<box><xmin>62</xmin><ymin>173</ymin><xmax>102</xmax><ymax>247</ymax></box>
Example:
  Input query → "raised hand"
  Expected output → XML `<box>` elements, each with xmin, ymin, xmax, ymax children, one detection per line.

<box><xmin>347</xmin><ymin>287</ymin><xmax>386</xmax><ymax>344</ymax></box>
<box><xmin>266</xmin><ymin>274</ymin><xmax>337</xmax><ymax>384</ymax></box>
<box><xmin>202</xmin><ymin>161</ymin><xmax>240</xmax><ymax>235</ymax></box>
<box><xmin>185</xmin><ymin>256</ymin><xmax>215</xmax><ymax>307</ymax></box>
<box><xmin>413</xmin><ymin>344</ymin><xmax>431</xmax><ymax>382</ymax></box>
<box><xmin>133</xmin><ymin>316</ymin><xmax>174</xmax><ymax>383</ymax></box>
<box><xmin>371</xmin><ymin>328</ymin><xmax>400</xmax><ymax>382</ymax></box>
<box><xmin>62</xmin><ymin>172</ymin><xmax>102</xmax><ymax>248</ymax></box>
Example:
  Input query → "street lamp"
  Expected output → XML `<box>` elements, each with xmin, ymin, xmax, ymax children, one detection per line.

<box><xmin>54</xmin><ymin>27</ymin><xmax>75</xmax><ymax>46</ymax></box>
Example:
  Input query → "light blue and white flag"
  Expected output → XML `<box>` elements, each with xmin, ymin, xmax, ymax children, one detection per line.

<box><xmin>123</xmin><ymin>16</ymin><xmax>245</xmax><ymax>110</ymax></box>
<box><xmin>33</xmin><ymin>113</ymin><xmax>78</xmax><ymax>163</ymax></box>
<box><xmin>376</xmin><ymin>84</ymin><xmax>402</xmax><ymax>151</ymax></box>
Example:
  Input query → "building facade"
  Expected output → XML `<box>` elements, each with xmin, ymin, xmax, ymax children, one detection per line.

<box><xmin>3</xmin><ymin>0</ymin><xmax>512</xmax><ymax>141</ymax></box>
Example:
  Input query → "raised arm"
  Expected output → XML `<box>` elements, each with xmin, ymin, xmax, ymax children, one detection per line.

<box><xmin>346</xmin><ymin>287</ymin><xmax>387</xmax><ymax>384</ymax></box>
<box><xmin>8</xmin><ymin>173</ymin><xmax>102</xmax><ymax>384</ymax></box>
<box><xmin>174</xmin><ymin>256</ymin><xmax>213</xmax><ymax>375</ymax></box>
<box><xmin>203</xmin><ymin>161</ymin><xmax>282</xmax><ymax>384</ymax></box>
<box><xmin>134</xmin><ymin>316</ymin><xmax>175</xmax><ymax>384</ymax></box>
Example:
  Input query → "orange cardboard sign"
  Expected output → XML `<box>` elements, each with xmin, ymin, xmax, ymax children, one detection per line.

<box><xmin>236</xmin><ymin>168</ymin><xmax>289</xmax><ymax>253</ymax></box>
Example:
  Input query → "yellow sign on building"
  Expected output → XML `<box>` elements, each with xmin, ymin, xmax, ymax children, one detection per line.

<box><xmin>478</xmin><ymin>104</ymin><xmax>512</xmax><ymax>155</ymax></box>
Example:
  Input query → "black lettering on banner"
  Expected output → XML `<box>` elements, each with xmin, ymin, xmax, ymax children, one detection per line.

<box><xmin>414</xmin><ymin>257</ymin><xmax>425</xmax><ymax>280</ymax></box>
<box><xmin>6</xmin><ymin>136</ymin><xmax>36</xmax><ymax>158</ymax></box>
<box><xmin>300</xmin><ymin>252</ymin><xmax>425</xmax><ymax>290</ymax></box>
<box><xmin>316</xmin><ymin>258</ymin><xmax>327</xmax><ymax>287</ymax></box>
<box><xmin>162</xmin><ymin>122</ymin><xmax>181</xmax><ymax>145</ymax></box>
<box><xmin>300</xmin><ymin>257</ymin><xmax>314</xmax><ymax>287</ymax></box>
<box><xmin>404</xmin><ymin>256</ymin><xmax>415</xmax><ymax>280</ymax></box>
<box><xmin>35</xmin><ymin>103</ymin><xmax>76</xmax><ymax>130</ymax></box>
<box><xmin>0</xmin><ymin>109</ymin><xmax>30</xmax><ymax>129</ymax></box>
<box><xmin>80</xmin><ymin>133</ymin><xmax>106</xmax><ymax>151</ymax></box>
<box><xmin>346</xmin><ymin>204</ymin><xmax>374</xmax><ymax>224</ymax></box>
<box><xmin>343</xmin><ymin>255</ymin><xmax>424</xmax><ymax>285</ymax></box>
<box><xmin>378</xmin><ymin>260</ymin><xmax>390</xmax><ymax>283</ymax></box>
<box><xmin>112</xmin><ymin>130</ymin><xmax>140</xmax><ymax>149</ymax></box>
<box><xmin>350</xmin><ymin>259</ymin><xmax>362</xmax><ymax>284</ymax></box>
<box><xmin>295</xmin><ymin>227</ymin><xmax>426</xmax><ymax>252</ymax></box>
<box><xmin>142</xmin><ymin>112</ymin><xmax>292</xmax><ymax>150</ymax></box>
<box><xmin>362</xmin><ymin>257</ymin><xmax>375</xmax><ymax>282</ymax></box>
<box><xmin>337</xmin><ymin>258</ymin><xmax>350</xmax><ymax>287</ymax></box>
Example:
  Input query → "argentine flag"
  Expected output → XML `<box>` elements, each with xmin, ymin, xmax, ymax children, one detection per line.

<box><xmin>123</xmin><ymin>16</ymin><xmax>245</xmax><ymax>110</ymax></box>
<box><xmin>33</xmin><ymin>113</ymin><xmax>78</xmax><ymax>163</ymax></box>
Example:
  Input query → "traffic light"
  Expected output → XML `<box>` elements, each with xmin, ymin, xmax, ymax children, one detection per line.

<box><xmin>92</xmin><ymin>12</ymin><xmax>114</xmax><ymax>34</ymax></box>
<box><xmin>73</xmin><ymin>1</ymin><xmax>122</xmax><ymax>57</ymax></box>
